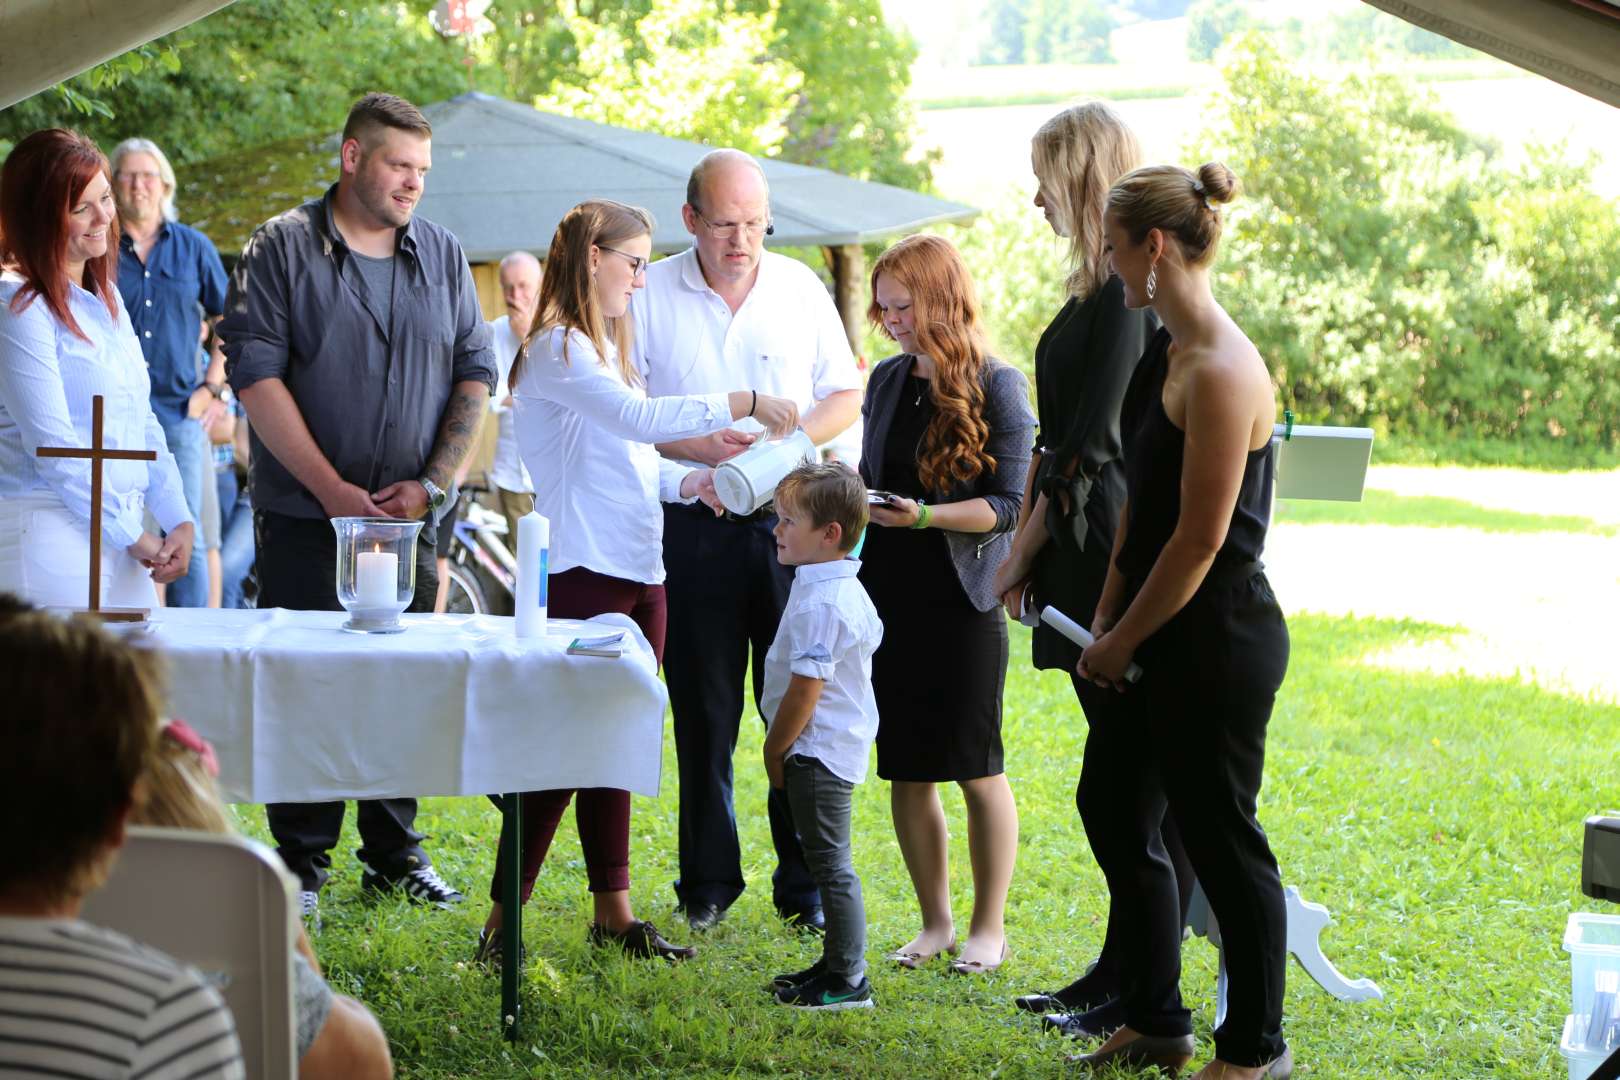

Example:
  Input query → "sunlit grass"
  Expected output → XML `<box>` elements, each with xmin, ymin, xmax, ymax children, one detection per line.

<box><xmin>233</xmin><ymin>610</ymin><xmax>1608</xmax><ymax>1077</ymax></box>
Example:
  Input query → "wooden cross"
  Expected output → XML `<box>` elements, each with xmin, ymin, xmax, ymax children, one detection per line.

<box><xmin>35</xmin><ymin>394</ymin><xmax>156</xmax><ymax>621</ymax></box>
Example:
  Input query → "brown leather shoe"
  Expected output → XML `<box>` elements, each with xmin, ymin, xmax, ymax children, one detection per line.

<box><xmin>1069</xmin><ymin>1032</ymin><xmax>1196</xmax><ymax>1075</ymax></box>
<box><xmin>589</xmin><ymin>920</ymin><xmax>697</xmax><ymax>962</ymax></box>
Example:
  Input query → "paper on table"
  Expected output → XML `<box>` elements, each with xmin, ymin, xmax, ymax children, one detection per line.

<box><xmin>1272</xmin><ymin>424</ymin><xmax>1375</xmax><ymax>502</ymax></box>
<box><xmin>568</xmin><ymin>630</ymin><xmax>627</xmax><ymax>658</ymax></box>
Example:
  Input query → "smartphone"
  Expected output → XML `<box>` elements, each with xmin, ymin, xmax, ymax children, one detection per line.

<box><xmin>867</xmin><ymin>490</ymin><xmax>899</xmax><ymax>506</ymax></box>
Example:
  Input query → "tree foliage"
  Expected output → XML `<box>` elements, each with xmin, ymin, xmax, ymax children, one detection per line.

<box><xmin>1185</xmin><ymin>0</ymin><xmax>1250</xmax><ymax>62</ymax></box>
<box><xmin>533</xmin><ymin>0</ymin><xmax>801</xmax><ymax>154</ymax></box>
<box><xmin>975</xmin><ymin>0</ymin><xmax>1115</xmax><ymax>66</ymax></box>
<box><xmin>1</xmin><ymin>0</ymin><xmax>929</xmax><ymax>191</ymax></box>
<box><xmin>1191</xmin><ymin>38</ymin><xmax>1620</xmax><ymax>453</ymax></box>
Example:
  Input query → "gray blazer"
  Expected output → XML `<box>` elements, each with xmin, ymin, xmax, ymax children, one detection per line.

<box><xmin>859</xmin><ymin>354</ymin><xmax>1037</xmax><ymax>612</ymax></box>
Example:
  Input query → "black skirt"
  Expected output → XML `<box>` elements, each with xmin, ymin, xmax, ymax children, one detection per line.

<box><xmin>860</xmin><ymin>513</ymin><xmax>1008</xmax><ymax>783</ymax></box>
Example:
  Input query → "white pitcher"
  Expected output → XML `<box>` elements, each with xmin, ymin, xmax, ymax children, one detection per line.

<box><xmin>712</xmin><ymin>429</ymin><xmax>817</xmax><ymax>515</ymax></box>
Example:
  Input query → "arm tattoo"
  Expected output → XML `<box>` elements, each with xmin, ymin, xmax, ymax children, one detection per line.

<box><xmin>423</xmin><ymin>382</ymin><xmax>490</xmax><ymax>489</ymax></box>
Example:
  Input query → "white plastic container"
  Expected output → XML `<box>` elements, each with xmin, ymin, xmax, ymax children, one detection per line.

<box><xmin>713</xmin><ymin>429</ymin><xmax>816</xmax><ymax>515</ymax></box>
<box><xmin>1565</xmin><ymin>912</ymin><xmax>1620</xmax><ymax>1025</ymax></box>
<box><xmin>1561</xmin><ymin>1014</ymin><xmax>1609</xmax><ymax>1080</ymax></box>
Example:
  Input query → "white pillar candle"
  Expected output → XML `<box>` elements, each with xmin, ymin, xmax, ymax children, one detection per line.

<box><xmin>515</xmin><ymin>511</ymin><xmax>550</xmax><ymax>638</ymax></box>
<box><xmin>355</xmin><ymin>549</ymin><xmax>398</xmax><ymax>608</ymax></box>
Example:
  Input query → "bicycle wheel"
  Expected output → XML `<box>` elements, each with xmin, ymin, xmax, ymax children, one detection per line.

<box><xmin>443</xmin><ymin>561</ymin><xmax>487</xmax><ymax>615</ymax></box>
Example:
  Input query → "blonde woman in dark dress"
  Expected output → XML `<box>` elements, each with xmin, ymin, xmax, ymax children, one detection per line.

<box><xmin>991</xmin><ymin>101</ymin><xmax>1195</xmax><ymax>1041</ymax></box>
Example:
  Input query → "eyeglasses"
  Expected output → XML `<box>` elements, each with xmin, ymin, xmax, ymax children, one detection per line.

<box><xmin>692</xmin><ymin>209</ymin><xmax>774</xmax><ymax>240</ymax></box>
<box><xmin>597</xmin><ymin>245</ymin><xmax>648</xmax><ymax>276</ymax></box>
<box><xmin>115</xmin><ymin>170</ymin><xmax>163</xmax><ymax>185</ymax></box>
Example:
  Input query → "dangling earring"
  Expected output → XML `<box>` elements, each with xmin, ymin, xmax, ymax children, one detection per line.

<box><xmin>1145</xmin><ymin>264</ymin><xmax>1158</xmax><ymax>301</ymax></box>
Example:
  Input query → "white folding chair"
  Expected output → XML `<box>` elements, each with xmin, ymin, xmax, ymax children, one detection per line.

<box><xmin>81</xmin><ymin>826</ymin><xmax>299</xmax><ymax>1080</ymax></box>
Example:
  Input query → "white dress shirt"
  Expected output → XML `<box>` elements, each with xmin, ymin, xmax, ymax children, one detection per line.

<box><xmin>513</xmin><ymin>326</ymin><xmax>733</xmax><ymax>584</ymax></box>
<box><xmin>0</xmin><ymin>271</ymin><xmax>190</xmax><ymax>548</ymax></box>
<box><xmin>629</xmin><ymin>248</ymin><xmax>862</xmax><ymax>467</ymax></box>
<box><xmin>761</xmin><ymin>558</ymin><xmax>884</xmax><ymax>785</ymax></box>
<box><xmin>487</xmin><ymin>315</ymin><xmax>533</xmax><ymax>494</ymax></box>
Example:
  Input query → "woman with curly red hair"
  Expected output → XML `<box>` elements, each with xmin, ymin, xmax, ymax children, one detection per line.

<box><xmin>858</xmin><ymin>233</ymin><xmax>1035</xmax><ymax>975</ymax></box>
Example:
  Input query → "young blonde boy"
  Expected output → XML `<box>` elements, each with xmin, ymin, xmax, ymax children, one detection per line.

<box><xmin>760</xmin><ymin>463</ymin><xmax>883</xmax><ymax>1009</ymax></box>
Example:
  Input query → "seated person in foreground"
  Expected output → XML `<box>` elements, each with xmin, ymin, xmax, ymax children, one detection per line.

<box><xmin>0</xmin><ymin>596</ymin><xmax>244</xmax><ymax>1079</ymax></box>
<box><xmin>760</xmin><ymin>465</ymin><xmax>884</xmax><ymax>1010</ymax></box>
<box><xmin>135</xmin><ymin>719</ymin><xmax>394</xmax><ymax>1080</ymax></box>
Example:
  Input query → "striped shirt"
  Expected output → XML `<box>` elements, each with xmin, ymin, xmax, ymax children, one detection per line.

<box><xmin>0</xmin><ymin>916</ymin><xmax>244</xmax><ymax>1080</ymax></box>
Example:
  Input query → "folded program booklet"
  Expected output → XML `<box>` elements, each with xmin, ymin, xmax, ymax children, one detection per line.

<box><xmin>567</xmin><ymin>630</ymin><xmax>626</xmax><ymax>658</ymax></box>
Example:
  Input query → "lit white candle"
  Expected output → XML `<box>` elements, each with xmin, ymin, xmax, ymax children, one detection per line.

<box><xmin>355</xmin><ymin>549</ymin><xmax>398</xmax><ymax>608</ymax></box>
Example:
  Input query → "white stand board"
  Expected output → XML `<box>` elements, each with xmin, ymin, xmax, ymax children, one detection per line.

<box><xmin>1272</xmin><ymin>423</ymin><xmax>1375</xmax><ymax>502</ymax></box>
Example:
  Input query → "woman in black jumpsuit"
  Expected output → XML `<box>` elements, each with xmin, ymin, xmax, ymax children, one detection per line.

<box><xmin>1072</xmin><ymin>162</ymin><xmax>1293</xmax><ymax>1080</ymax></box>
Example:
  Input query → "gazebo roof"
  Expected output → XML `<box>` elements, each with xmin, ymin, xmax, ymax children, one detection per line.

<box><xmin>418</xmin><ymin>93</ymin><xmax>976</xmax><ymax>259</ymax></box>
<box><xmin>179</xmin><ymin>92</ymin><xmax>976</xmax><ymax>261</ymax></box>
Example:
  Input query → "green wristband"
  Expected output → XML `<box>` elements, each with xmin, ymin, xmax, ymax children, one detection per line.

<box><xmin>910</xmin><ymin>501</ymin><xmax>931</xmax><ymax>529</ymax></box>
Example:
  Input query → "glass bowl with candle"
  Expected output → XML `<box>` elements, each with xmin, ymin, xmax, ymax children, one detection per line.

<box><xmin>332</xmin><ymin>517</ymin><xmax>424</xmax><ymax>633</ymax></box>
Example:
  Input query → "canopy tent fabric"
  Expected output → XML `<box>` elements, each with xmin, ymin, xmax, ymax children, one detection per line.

<box><xmin>1362</xmin><ymin>0</ymin><xmax>1620</xmax><ymax>108</ymax></box>
<box><xmin>0</xmin><ymin>0</ymin><xmax>233</xmax><ymax>112</ymax></box>
<box><xmin>415</xmin><ymin>93</ymin><xmax>976</xmax><ymax>260</ymax></box>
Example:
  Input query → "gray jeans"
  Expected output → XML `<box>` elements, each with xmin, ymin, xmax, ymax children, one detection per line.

<box><xmin>783</xmin><ymin>755</ymin><xmax>865</xmax><ymax>980</ymax></box>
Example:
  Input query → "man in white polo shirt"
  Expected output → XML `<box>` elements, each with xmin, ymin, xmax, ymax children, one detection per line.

<box><xmin>632</xmin><ymin>149</ymin><xmax>862</xmax><ymax>934</ymax></box>
<box><xmin>487</xmin><ymin>250</ymin><xmax>540</xmax><ymax>547</ymax></box>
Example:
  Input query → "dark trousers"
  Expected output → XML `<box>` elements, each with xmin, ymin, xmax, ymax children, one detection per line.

<box><xmin>662</xmin><ymin>504</ymin><xmax>819</xmax><ymax>913</ymax></box>
<box><xmin>1071</xmin><ymin>675</ymin><xmax>1195</xmax><ymax>995</ymax></box>
<box><xmin>488</xmin><ymin>566</ymin><xmax>666</xmax><ymax>905</ymax></box>
<box><xmin>1077</xmin><ymin>571</ymin><xmax>1290</xmax><ymax>1067</ymax></box>
<box><xmin>254</xmin><ymin>508</ymin><xmax>437</xmax><ymax>892</ymax></box>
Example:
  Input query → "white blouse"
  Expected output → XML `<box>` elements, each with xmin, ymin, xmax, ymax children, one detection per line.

<box><xmin>513</xmin><ymin>326</ymin><xmax>731</xmax><ymax>585</ymax></box>
<box><xmin>0</xmin><ymin>271</ymin><xmax>190</xmax><ymax>548</ymax></box>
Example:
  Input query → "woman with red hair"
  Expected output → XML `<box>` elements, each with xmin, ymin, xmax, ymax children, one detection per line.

<box><xmin>0</xmin><ymin>129</ymin><xmax>193</xmax><ymax>607</ymax></box>
<box><xmin>859</xmin><ymin>233</ymin><xmax>1035</xmax><ymax>975</ymax></box>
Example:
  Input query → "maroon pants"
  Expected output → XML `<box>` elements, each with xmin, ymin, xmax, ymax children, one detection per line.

<box><xmin>489</xmin><ymin>567</ymin><xmax>667</xmax><ymax>902</ymax></box>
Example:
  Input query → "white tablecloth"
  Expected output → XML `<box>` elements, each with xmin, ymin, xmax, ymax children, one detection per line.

<box><xmin>141</xmin><ymin>608</ymin><xmax>667</xmax><ymax>804</ymax></box>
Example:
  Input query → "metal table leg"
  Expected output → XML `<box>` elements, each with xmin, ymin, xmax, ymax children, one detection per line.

<box><xmin>501</xmin><ymin>792</ymin><xmax>522</xmax><ymax>1040</ymax></box>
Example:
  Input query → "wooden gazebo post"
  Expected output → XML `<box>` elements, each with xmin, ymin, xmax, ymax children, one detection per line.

<box><xmin>825</xmin><ymin>243</ymin><xmax>867</xmax><ymax>359</ymax></box>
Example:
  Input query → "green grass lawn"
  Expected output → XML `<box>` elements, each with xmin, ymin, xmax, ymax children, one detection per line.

<box><xmin>1275</xmin><ymin>489</ymin><xmax>1617</xmax><ymax>535</ymax></box>
<box><xmin>233</xmin><ymin>611</ymin><xmax>1611</xmax><ymax>1078</ymax></box>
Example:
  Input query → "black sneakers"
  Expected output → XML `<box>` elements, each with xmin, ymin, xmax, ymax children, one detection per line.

<box><xmin>770</xmin><ymin>957</ymin><xmax>827</xmax><ymax>991</ymax></box>
<box><xmin>360</xmin><ymin>859</ymin><xmax>465</xmax><ymax>909</ymax></box>
<box><xmin>773</xmin><ymin>969</ymin><xmax>875</xmax><ymax>1010</ymax></box>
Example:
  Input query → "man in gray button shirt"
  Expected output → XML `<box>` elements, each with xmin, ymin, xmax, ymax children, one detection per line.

<box><xmin>220</xmin><ymin>93</ymin><xmax>496</xmax><ymax>921</ymax></box>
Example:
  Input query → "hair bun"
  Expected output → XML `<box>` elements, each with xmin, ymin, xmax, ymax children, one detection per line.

<box><xmin>1197</xmin><ymin>162</ymin><xmax>1239</xmax><ymax>205</ymax></box>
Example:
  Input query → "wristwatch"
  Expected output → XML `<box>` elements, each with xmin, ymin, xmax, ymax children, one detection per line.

<box><xmin>418</xmin><ymin>477</ymin><xmax>448</xmax><ymax>515</ymax></box>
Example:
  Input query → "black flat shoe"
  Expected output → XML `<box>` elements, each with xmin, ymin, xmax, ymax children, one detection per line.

<box><xmin>1015</xmin><ymin>991</ymin><xmax>1067</xmax><ymax>1014</ymax></box>
<box><xmin>590</xmin><ymin>920</ymin><xmax>697</xmax><ymax>962</ymax></box>
<box><xmin>1069</xmin><ymin>1033</ymin><xmax>1196</xmax><ymax>1075</ymax></box>
<box><xmin>1042</xmin><ymin>997</ymin><xmax>1125</xmax><ymax>1040</ymax></box>
<box><xmin>1016</xmin><ymin>960</ymin><xmax>1119</xmax><ymax>1014</ymax></box>
<box><xmin>776</xmin><ymin>904</ymin><xmax>825</xmax><ymax>934</ymax></box>
<box><xmin>684</xmin><ymin>902</ymin><xmax>725</xmax><ymax>932</ymax></box>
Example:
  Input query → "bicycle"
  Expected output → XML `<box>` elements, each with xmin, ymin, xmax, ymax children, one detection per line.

<box><xmin>440</xmin><ymin>486</ymin><xmax>518</xmax><ymax>616</ymax></box>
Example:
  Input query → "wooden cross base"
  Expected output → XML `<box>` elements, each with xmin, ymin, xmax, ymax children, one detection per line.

<box><xmin>34</xmin><ymin>394</ymin><xmax>157</xmax><ymax>616</ymax></box>
<box><xmin>76</xmin><ymin>606</ymin><xmax>150</xmax><ymax>623</ymax></box>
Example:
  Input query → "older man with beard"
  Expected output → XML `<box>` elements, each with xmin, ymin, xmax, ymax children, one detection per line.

<box><xmin>486</xmin><ymin>250</ymin><xmax>540</xmax><ymax>546</ymax></box>
<box><xmin>219</xmin><ymin>92</ymin><xmax>496</xmax><ymax>925</ymax></box>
